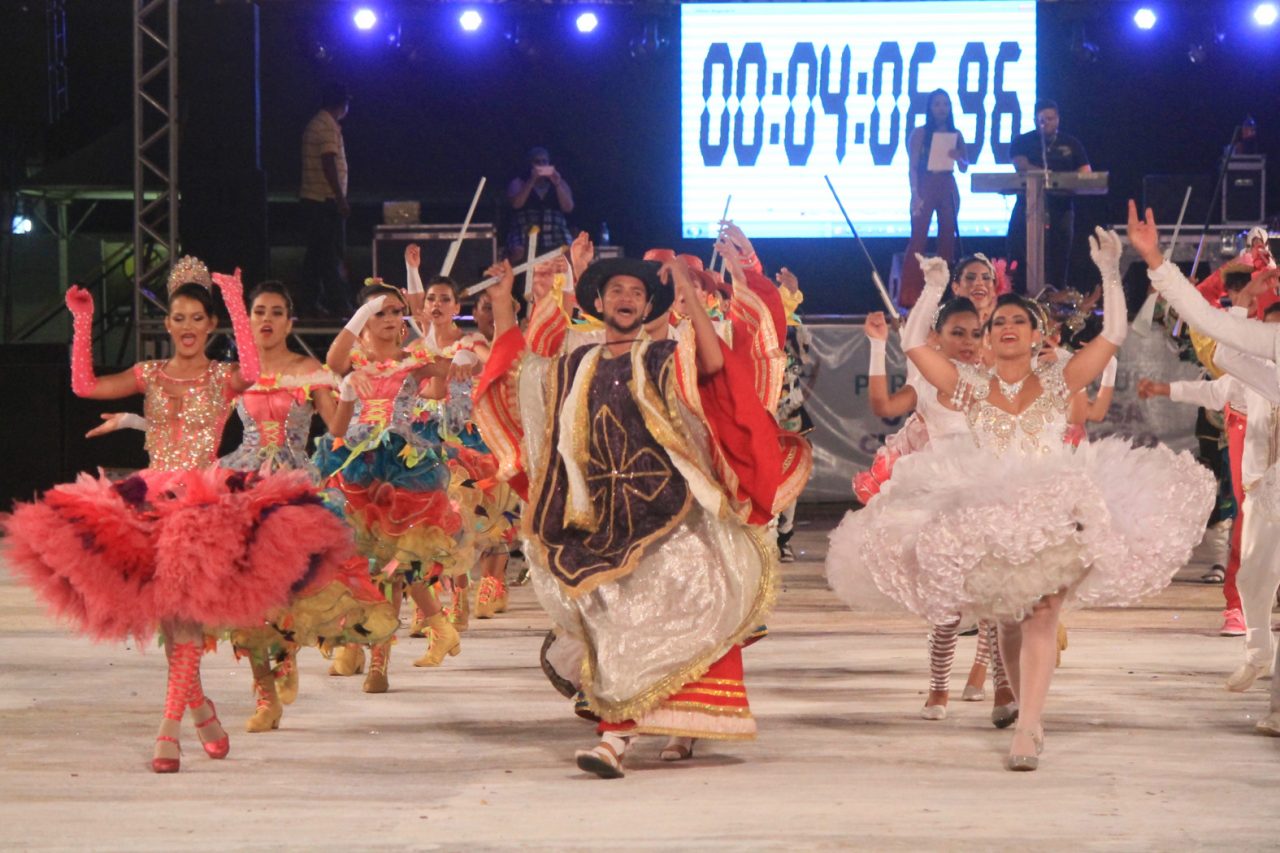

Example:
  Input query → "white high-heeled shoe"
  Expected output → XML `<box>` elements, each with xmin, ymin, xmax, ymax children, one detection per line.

<box><xmin>1225</xmin><ymin>661</ymin><xmax>1268</xmax><ymax>692</ymax></box>
<box><xmin>920</xmin><ymin>703</ymin><xmax>947</xmax><ymax>721</ymax></box>
<box><xmin>1256</xmin><ymin>712</ymin><xmax>1280</xmax><ymax>736</ymax></box>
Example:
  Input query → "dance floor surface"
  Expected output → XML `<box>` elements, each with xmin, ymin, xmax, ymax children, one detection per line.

<box><xmin>1</xmin><ymin>506</ymin><xmax>1276</xmax><ymax>851</ymax></box>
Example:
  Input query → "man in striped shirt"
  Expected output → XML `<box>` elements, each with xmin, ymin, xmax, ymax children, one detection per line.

<box><xmin>299</xmin><ymin>82</ymin><xmax>352</xmax><ymax>316</ymax></box>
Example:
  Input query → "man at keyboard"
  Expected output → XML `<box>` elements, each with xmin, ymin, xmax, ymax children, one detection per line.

<box><xmin>1007</xmin><ymin>99</ymin><xmax>1093</xmax><ymax>294</ymax></box>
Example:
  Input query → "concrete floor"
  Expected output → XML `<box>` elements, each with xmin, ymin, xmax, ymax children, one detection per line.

<box><xmin>1</xmin><ymin>507</ymin><xmax>1277</xmax><ymax>852</ymax></box>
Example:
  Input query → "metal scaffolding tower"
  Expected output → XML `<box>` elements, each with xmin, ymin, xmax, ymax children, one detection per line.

<box><xmin>46</xmin><ymin>0</ymin><xmax>69</xmax><ymax>123</ymax></box>
<box><xmin>133</xmin><ymin>0</ymin><xmax>179</xmax><ymax>359</ymax></box>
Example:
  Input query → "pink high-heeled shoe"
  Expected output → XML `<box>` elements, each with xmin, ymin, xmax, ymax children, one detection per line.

<box><xmin>152</xmin><ymin>735</ymin><xmax>181</xmax><ymax>773</ymax></box>
<box><xmin>193</xmin><ymin>699</ymin><xmax>230</xmax><ymax>759</ymax></box>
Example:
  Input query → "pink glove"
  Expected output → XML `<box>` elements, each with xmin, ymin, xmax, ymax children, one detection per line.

<box><xmin>213</xmin><ymin>269</ymin><xmax>260</xmax><ymax>385</ymax></box>
<box><xmin>65</xmin><ymin>285</ymin><xmax>98</xmax><ymax>397</ymax></box>
<box><xmin>853</xmin><ymin>448</ymin><xmax>899</xmax><ymax>505</ymax></box>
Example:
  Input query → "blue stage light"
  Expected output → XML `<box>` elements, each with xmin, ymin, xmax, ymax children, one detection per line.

<box><xmin>1255</xmin><ymin>3</ymin><xmax>1278</xmax><ymax>26</ymax></box>
<box><xmin>11</xmin><ymin>215</ymin><xmax>33</xmax><ymax>235</ymax></box>
<box><xmin>576</xmin><ymin>12</ymin><xmax>599</xmax><ymax>34</ymax></box>
<box><xmin>1133</xmin><ymin>7</ymin><xmax>1157</xmax><ymax>29</ymax></box>
<box><xmin>353</xmin><ymin>8</ymin><xmax>377</xmax><ymax>31</ymax></box>
<box><xmin>459</xmin><ymin>9</ymin><xmax>483</xmax><ymax>32</ymax></box>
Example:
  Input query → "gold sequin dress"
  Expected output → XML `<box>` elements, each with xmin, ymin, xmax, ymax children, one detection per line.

<box><xmin>2</xmin><ymin>360</ymin><xmax>355</xmax><ymax>642</ymax></box>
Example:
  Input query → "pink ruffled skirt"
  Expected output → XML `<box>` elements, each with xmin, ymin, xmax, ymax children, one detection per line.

<box><xmin>2</xmin><ymin>467</ymin><xmax>354</xmax><ymax>642</ymax></box>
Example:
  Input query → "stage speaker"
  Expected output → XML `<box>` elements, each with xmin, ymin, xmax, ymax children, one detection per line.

<box><xmin>1143</xmin><ymin>174</ymin><xmax>1214</xmax><ymax>224</ymax></box>
<box><xmin>371</xmin><ymin>224</ymin><xmax>498</xmax><ymax>294</ymax></box>
<box><xmin>1223</xmin><ymin>155</ymin><xmax>1266</xmax><ymax>225</ymax></box>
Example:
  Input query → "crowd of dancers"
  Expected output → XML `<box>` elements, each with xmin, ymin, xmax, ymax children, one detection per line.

<box><xmin>3</xmin><ymin>206</ymin><xmax>1278</xmax><ymax>779</ymax></box>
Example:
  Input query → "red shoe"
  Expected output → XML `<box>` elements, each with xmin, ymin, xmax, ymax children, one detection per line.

<box><xmin>194</xmin><ymin>698</ymin><xmax>231</xmax><ymax>759</ymax></box>
<box><xmin>1221</xmin><ymin>609</ymin><xmax>1247</xmax><ymax>637</ymax></box>
<box><xmin>151</xmin><ymin>735</ymin><xmax>181</xmax><ymax>773</ymax></box>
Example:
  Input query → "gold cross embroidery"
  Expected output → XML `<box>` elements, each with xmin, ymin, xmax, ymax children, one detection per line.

<box><xmin>583</xmin><ymin>405</ymin><xmax>673</xmax><ymax>558</ymax></box>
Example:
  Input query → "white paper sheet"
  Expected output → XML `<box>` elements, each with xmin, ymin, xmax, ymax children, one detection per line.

<box><xmin>927</xmin><ymin>132</ymin><xmax>958</xmax><ymax>171</ymax></box>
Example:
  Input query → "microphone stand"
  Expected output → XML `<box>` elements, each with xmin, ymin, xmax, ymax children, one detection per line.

<box><xmin>1190</xmin><ymin>122</ymin><xmax>1244</xmax><ymax>279</ymax></box>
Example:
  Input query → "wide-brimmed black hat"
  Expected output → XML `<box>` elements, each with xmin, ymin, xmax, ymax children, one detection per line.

<box><xmin>574</xmin><ymin>257</ymin><xmax>673</xmax><ymax>324</ymax></box>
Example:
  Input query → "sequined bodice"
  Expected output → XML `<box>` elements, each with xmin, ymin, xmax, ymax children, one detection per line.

<box><xmin>346</xmin><ymin>369</ymin><xmax>420</xmax><ymax>445</ymax></box>
<box><xmin>236</xmin><ymin>387</ymin><xmax>313</xmax><ymax>456</ymax></box>
<box><xmin>955</xmin><ymin>360</ymin><xmax>1071</xmax><ymax>455</ymax></box>
<box><xmin>419</xmin><ymin>328</ymin><xmax>481</xmax><ymax>435</ymax></box>
<box><xmin>136</xmin><ymin>360</ymin><xmax>236</xmax><ymax>471</ymax></box>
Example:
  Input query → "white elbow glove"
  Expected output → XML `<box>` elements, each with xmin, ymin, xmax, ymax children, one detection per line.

<box><xmin>918</xmin><ymin>254</ymin><xmax>951</xmax><ymax>291</ymax></box>
<box><xmin>1101</xmin><ymin>356</ymin><xmax>1118</xmax><ymax>388</ymax></box>
<box><xmin>868</xmin><ymin>339</ymin><xmax>887</xmax><ymax>377</ymax></box>
<box><xmin>343</xmin><ymin>295</ymin><xmax>388</xmax><ymax>337</ymax></box>
<box><xmin>1090</xmin><ymin>228</ymin><xmax>1127</xmax><ymax>347</ymax></box>
<box><xmin>901</xmin><ymin>254</ymin><xmax>949</xmax><ymax>351</ymax></box>
<box><xmin>406</xmin><ymin>263</ymin><xmax>424</xmax><ymax>295</ymax></box>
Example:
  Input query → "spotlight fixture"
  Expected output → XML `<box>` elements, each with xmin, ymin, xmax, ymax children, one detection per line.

<box><xmin>1255</xmin><ymin>3</ymin><xmax>1278</xmax><ymax>26</ymax></box>
<box><xmin>353</xmin><ymin>8</ymin><xmax>377</xmax><ymax>31</ymax></box>
<box><xmin>459</xmin><ymin>9</ymin><xmax>483</xmax><ymax>32</ymax></box>
<box><xmin>1133</xmin><ymin>7</ymin><xmax>1157</xmax><ymax>29</ymax></box>
<box><xmin>11</xmin><ymin>214</ymin><xmax>33</xmax><ymax>235</ymax></box>
<box><xmin>1187</xmin><ymin>41</ymin><xmax>1207</xmax><ymax>64</ymax></box>
<box><xmin>575</xmin><ymin>11</ymin><xmax>599</xmax><ymax>34</ymax></box>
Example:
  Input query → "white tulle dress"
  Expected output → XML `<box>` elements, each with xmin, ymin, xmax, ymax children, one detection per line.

<box><xmin>826</xmin><ymin>358</ymin><xmax>1216</xmax><ymax>624</ymax></box>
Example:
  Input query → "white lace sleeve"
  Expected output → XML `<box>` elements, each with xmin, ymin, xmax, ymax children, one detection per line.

<box><xmin>1036</xmin><ymin>356</ymin><xmax>1071</xmax><ymax>404</ymax></box>
<box><xmin>949</xmin><ymin>361</ymin><xmax>990</xmax><ymax>409</ymax></box>
<box><xmin>1169</xmin><ymin>375</ymin><xmax>1237</xmax><ymax>410</ymax></box>
<box><xmin>901</xmin><ymin>276</ymin><xmax>947</xmax><ymax>352</ymax></box>
<box><xmin>1149</xmin><ymin>263</ymin><xmax>1280</xmax><ymax>363</ymax></box>
<box><xmin>1215</xmin><ymin>346</ymin><xmax>1280</xmax><ymax>405</ymax></box>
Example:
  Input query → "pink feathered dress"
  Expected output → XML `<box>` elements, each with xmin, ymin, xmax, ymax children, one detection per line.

<box><xmin>2</xmin><ymin>360</ymin><xmax>354</xmax><ymax>642</ymax></box>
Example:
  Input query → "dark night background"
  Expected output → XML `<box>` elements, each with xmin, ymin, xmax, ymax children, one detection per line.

<box><xmin>2</xmin><ymin>1</ymin><xmax>1278</xmax><ymax>313</ymax></box>
<box><xmin>0</xmin><ymin>0</ymin><xmax>1277</xmax><ymax>501</ymax></box>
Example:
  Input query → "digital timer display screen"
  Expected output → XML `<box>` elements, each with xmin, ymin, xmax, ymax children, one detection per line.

<box><xmin>681</xmin><ymin>1</ymin><xmax>1037</xmax><ymax>239</ymax></box>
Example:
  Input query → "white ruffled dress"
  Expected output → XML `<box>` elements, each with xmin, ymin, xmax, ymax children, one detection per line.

<box><xmin>827</xmin><ymin>359</ymin><xmax>1215</xmax><ymax>624</ymax></box>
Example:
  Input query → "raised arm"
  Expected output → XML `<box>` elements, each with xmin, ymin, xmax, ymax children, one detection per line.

<box><xmin>65</xmin><ymin>286</ymin><xmax>144</xmax><ymax>400</ymax></box>
<box><xmin>865</xmin><ymin>311</ymin><xmax>917</xmax><ymax>418</ymax></box>
<box><xmin>404</xmin><ymin>244</ymin><xmax>424</xmax><ymax>315</ymax></box>
<box><xmin>1128</xmin><ymin>200</ymin><xmax>1279</xmax><ymax>362</ymax></box>
<box><xmin>674</xmin><ymin>257</ymin><xmax>724</xmax><ymax>376</ymax></box>
<box><xmin>549</xmin><ymin>170</ymin><xmax>573</xmax><ymax>214</ymax></box>
<box><xmin>1063</xmin><ymin>228</ymin><xmax>1124</xmax><ymax>393</ymax></box>
<box><xmin>903</xmin><ymin>255</ymin><xmax>960</xmax><ymax>398</ymax></box>
<box><xmin>902</xmin><ymin>254</ymin><xmax>949</xmax><ymax>351</ymax></box>
<box><xmin>325</xmin><ymin>295</ymin><xmax>388</xmax><ymax>375</ymax></box>
<box><xmin>210</xmin><ymin>270</ymin><xmax>260</xmax><ymax>392</ymax></box>
<box><xmin>1086</xmin><ymin>357</ymin><xmax>1117</xmax><ymax>421</ymax></box>
<box><xmin>1216</xmin><ymin>340</ymin><xmax>1280</xmax><ymax>405</ymax></box>
<box><xmin>569</xmin><ymin>231</ymin><xmax>594</xmax><ymax>280</ymax></box>
<box><xmin>507</xmin><ymin>175</ymin><xmax>535</xmax><ymax>210</ymax></box>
